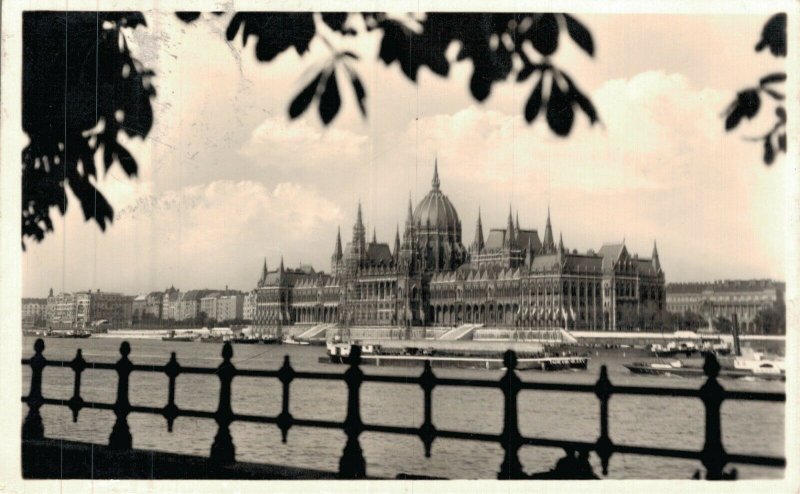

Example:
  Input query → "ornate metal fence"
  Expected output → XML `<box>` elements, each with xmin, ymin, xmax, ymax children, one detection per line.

<box><xmin>21</xmin><ymin>338</ymin><xmax>785</xmax><ymax>479</ymax></box>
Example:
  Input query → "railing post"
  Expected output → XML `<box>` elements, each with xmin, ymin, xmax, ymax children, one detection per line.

<box><xmin>338</xmin><ymin>345</ymin><xmax>366</xmax><ymax>479</ymax></box>
<box><xmin>67</xmin><ymin>349</ymin><xmax>87</xmax><ymax>422</ymax></box>
<box><xmin>162</xmin><ymin>352</ymin><xmax>181</xmax><ymax>432</ymax></box>
<box><xmin>276</xmin><ymin>355</ymin><xmax>295</xmax><ymax>442</ymax></box>
<box><xmin>700</xmin><ymin>353</ymin><xmax>727</xmax><ymax>480</ymax></box>
<box><xmin>22</xmin><ymin>338</ymin><xmax>46</xmax><ymax>440</ymax></box>
<box><xmin>498</xmin><ymin>350</ymin><xmax>525</xmax><ymax>479</ymax></box>
<box><xmin>594</xmin><ymin>364</ymin><xmax>614</xmax><ymax>475</ymax></box>
<box><xmin>418</xmin><ymin>360</ymin><xmax>437</xmax><ymax>457</ymax></box>
<box><xmin>209</xmin><ymin>342</ymin><xmax>236</xmax><ymax>466</ymax></box>
<box><xmin>108</xmin><ymin>341</ymin><xmax>134</xmax><ymax>449</ymax></box>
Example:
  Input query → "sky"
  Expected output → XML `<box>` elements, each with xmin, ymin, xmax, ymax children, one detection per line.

<box><xmin>21</xmin><ymin>12</ymin><xmax>789</xmax><ymax>297</ymax></box>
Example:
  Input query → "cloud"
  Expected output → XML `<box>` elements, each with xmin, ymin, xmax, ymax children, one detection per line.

<box><xmin>239</xmin><ymin>115</ymin><xmax>369</xmax><ymax>167</ymax></box>
<box><xmin>25</xmin><ymin>180</ymin><xmax>344</xmax><ymax>295</ymax></box>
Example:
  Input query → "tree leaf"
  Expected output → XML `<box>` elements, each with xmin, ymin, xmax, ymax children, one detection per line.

<box><xmin>563</xmin><ymin>72</ymin><xmax>598</xmax><ymax>124</ymax></box>
<box><xmin>564</xmin><ymin>14</ymin><xmax>594</xmax><ymax>56</ymax></box>
<box><xmin>763</xmin><ymin>88</ymin><xmax>785</xmax><ymax>101</ymax></box>
<box><xmin>319</xmin><ymin>71</ymin><xmax>341</xmax><ymax>124</ymax></box>
<box><xmin>531</xmin><ymin>14</ymin><xmax>559</xmax><ymax>56</ymax></box>
<box><xmin>288</xmin><ymin>71</ymin><xmax>323</xmax><ymax>119</ymax></box>
<box><xmin>322</xmin><ymin>13</ymin><xmax>348</xmax><ymax>32</ymax></box>
<box><xmin>547</xmin><ymin>77</ymin><xmax>574</xmax><ymax>136</ymax></box>
<box><xmin>176</xmin><ymin>12</ymin><xmax>201</xmax><ymax>23</ymax></box>
<box><xmin>755</xmin><ymin>13</ymin><xmax>786</xmax><ymax>57</ymax></box>
<box><xmin>517</xmin><ymin>64</ymin><xmax>537</xmax><ymax>82</ymax></box>
<box><xmin>759</xmin><ymin>72</ymin><xmax>786</xmax><ymax>86</ymax></box>
<box><xmin>764</xmin><ymin>137</ymin><xmax>775</xmax><ymax>165</ymax></box>
<box><xmin>350</xmin><ymin>72</ymin><xmax>367</xmax><ymax>117</ymax></box>
<box><xmin>524</xmin><ymin>76</ymin><xmax>543</xmax><ymax>123</ymax></box>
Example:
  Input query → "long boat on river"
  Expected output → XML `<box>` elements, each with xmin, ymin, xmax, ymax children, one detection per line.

<box><xmin>321</xmin><ymin>342</ymin><xmax>588</xmax><ymax>371</ymax></box>
<box><xmin>624</xmin><ymin>356</ymin><xmax>785</xmax><ymax>381</ymax></box>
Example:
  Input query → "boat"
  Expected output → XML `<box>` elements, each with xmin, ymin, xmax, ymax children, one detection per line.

<box><xmin>47</xmin><ymin>330</ymin><xmax>91</xmax><ymax>339</ymax></box>
<box><xmin>230</xmin><ymin>335</ymin><xmax>261</xmax><ymax>344</ymax></box>
<box><xmin>624</xmin><ymin>353</ymin><xmax>785</xmax><ymax>381</ymax></box>
<box><xmin>161</xmin><ymin>331</ymin><xmax>197</xmax><ymax>342</ymax></box>
<box><xmin>282</xmin><ymin>335</ymin><xmax>310</xmax><ymax>345</ymax></box>
<box><xmin>259</xmin><ymin>335</ymin><xmax>281</xmax><ymax>345</ymax></box>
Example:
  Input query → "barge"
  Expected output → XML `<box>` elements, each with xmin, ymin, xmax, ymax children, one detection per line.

<box><xmin>321</xmin><ymin>342</ymin><xmax>588</xmax><ymax>371</ymax></box>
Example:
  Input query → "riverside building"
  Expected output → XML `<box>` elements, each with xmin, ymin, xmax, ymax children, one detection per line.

<box><xmin>253</xmin><ymin>161</ymin><xmax>666</xmax><ymax>332</ymax></box>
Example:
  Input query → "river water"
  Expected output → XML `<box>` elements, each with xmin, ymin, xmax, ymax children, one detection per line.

<box><xmin>21</xmin><ymin>336</ymin><xmax>784</xmax><ymax>480</ymax></box>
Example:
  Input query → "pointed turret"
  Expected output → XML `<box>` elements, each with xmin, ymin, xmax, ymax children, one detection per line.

<box><xmin>515</xmin><ymin>211</ymin><xmax>521</xmax><ymax>235</ymax></box>
<box><xmin>394</xmin><ymin>225</ymin><xmax>401</xmax><ymax>261</ymax></box>
<box><xmin>504</xmin><ymin>205</ymin><xmax>515</xmax><ymax>248</ymax></box>
<box><xmin>473</xmin><ymin>207</ymin><xmax>485</xmax><ymax>253</ymax></box>
<box><xmin>652</xmin><ymin>240</ymin><xmax>661</xmax><ymax>271</ymax></box>
<box><xmin>542</xmin><ymin>206</ymin><xmax>555</xmax><ymax>254</ymax></box>
<box><xmin>356</xmin><ymin>201</ymin><xmax>364</xmax><ymax>229</ymax></box>
<box><xmin>558</xmin><ymin>232</ymin><xmax>565</xmax><ymax>254</ymax></box>
<box><xmin>372</xmin><ymin>227</ymin><xmax>377</xmax><ymax>244</ymax></box>
<box><xmin>333</xmin><ymin>227</ymin><xmax>343</xmax><ymax>260</ymax></box>
<box><xmin>259</xmin><ymin>257</ymin><xmax>269</xmax><ymax>285</ymax></box>
<box><xmin>432</xmin><ymin>157</ymin><xmax>440</xmax><ymax>190</ymax></box>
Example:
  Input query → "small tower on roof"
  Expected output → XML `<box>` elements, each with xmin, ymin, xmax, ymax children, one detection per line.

<box><xmin>652</xmin><ymin>240</ymin><xmax>661</xmax><ymax>272</ymax></box>
<box><xmin>472</xmin><ymin>207</ymin><xmax>485</xmax><ymax>253</ymax></box>
<box><xmin>393</xmin><ymin>225</ymin><xmax>401</xmax><ymax>263</ymax></box>
<box><xmin>542</xmin><ymin>206</ymin><xmax>555</xmax><ymax>254</ymax></box>
<box><xmin>504</xmin><ymin>205</ymin><xmax>515</xmax><ymax>248</ymax></box>
<box><xmin>432</xmin><ymin>156</ymin><xmax>440</xmax><ymax>190</ymax></box>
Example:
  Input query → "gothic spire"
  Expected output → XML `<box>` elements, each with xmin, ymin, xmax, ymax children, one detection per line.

<box><xmin>558</xmin><ymin>232</ymin><xmax>565</xmax><ymax>254</ymax></box>
<box><xmin>356</xmin><ymin>200</ymin><xmax>364</xmax><ymax>229</ymax></box>
<box><xmin>515</xmin><ymin>211</ymin><xmax>521</xmax><ymax>234</ymax></box>
<box><xmin>394</xmin><ymin>225</ymin><xmax>401</xmax><ymax>260</ymax></box>
<box><xmin>333</xmin><ymin>227</ymin><xmax>343</xmax><ymax>260</ymax></box>
<box><xmin>542</xmin><ymin>205</ymin><xmax>555</xmax><ymax>253</ymax></box>
<box><xmin>473</xmin><ymin>207</ymin><xmax>485</xmax><ymax>252</ymax></box>
<box><xmin>372</xmin><ymin>227</ymin><xmax>377</xmax><ymax>244</ymax></box>
<box><xmin>432</xmin><ymin>157</ymin><xmax>440</xmax><ymax>190</ymax></box>
<box><xmin>505</xmin><ymin>205</ymin><xmax>515</xmax><ymax>247</ymax></box>
<box><xmin>279</xmin><ymin>256</ymin><xmax>285</xmax><ymax>275</ymax></box>
<box><xmin>652</xmin><ymin>240</ymin><xmax>661</xmax><ymax>271</ymax></box>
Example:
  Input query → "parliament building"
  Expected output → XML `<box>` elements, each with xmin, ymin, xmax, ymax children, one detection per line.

<box><xmin>253</xmin><ymin>161</ymin><xmax>666</xmax><ymax>332</ymax></box>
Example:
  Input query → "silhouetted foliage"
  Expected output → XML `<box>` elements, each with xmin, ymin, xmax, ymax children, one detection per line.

<box><xmin>753</xmin><ymin>299</ymin><xmax>786</xmax><ymax>335</ymax></box>
<box><xmin>22</xmin><ymin>12</ymin><xmax>155</xmax><ymax>248</ymax></box>
<box><xmin>24</xmin><ymin>11</ymin><xmax>595</xmax><ymax>247</ymax></box>
<box><xmin>724</xmin><ymin>13</ymin><xmax>786</xmax><ymax>165</ymax></box>
<box><xmin>184</xmin><ymin>13</ymin><xmax>598</xmax><ymax>134</ymax></box>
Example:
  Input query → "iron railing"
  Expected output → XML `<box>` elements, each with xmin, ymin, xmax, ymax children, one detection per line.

<box><xmin>21</xmin><ymin>338</ymin><xmax>785</xmax><ymax>479</ymax></box>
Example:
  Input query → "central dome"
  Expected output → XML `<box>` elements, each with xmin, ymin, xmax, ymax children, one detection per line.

<box><xmin>413</xmin><ymin>161</ymin><xmax>460</xmax><ymax>232</ymax></box>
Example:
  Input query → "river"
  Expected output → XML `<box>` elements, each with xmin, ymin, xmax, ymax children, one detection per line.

<box><xmin>21</xmin><ymin>336</ymin><xmax>784</xmax><ymax>480</ymax></box>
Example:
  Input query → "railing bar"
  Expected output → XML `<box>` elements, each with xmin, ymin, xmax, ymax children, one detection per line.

<box><xmin>233</xmin><ymin>369</ymin><xmax>280</xmax><ymax>378</ymax></box>
<box><xmin>19</xmin><ymin>358</ymin><xmax>786</xmax><ymax>403</ymax></box>
<box><xmin>21</xmin><ymin>396</ymin><xmax>785</xmax><ymax>468</ymax></box>
<box><xmin>363</xmin><ymin>424</ymin><xmax>419</xmax><ymax>435</ymax></box>
<box><xmin>726</xmin><ymin>454</ymin><xmax>786</xmax><ymax>467</ymax></box>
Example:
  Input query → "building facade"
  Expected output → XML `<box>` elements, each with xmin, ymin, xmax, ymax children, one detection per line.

<box><xmin>217</xmin><ymin>293</ymin><xmax>244</xmax><ymax>322</ymax></box>
<box><xmin>22</xmin><ymin>298</ymin><xmax>47</xmax><ymax>329</ymax></box>
<box><xmin>253</xmin><ymin>162</ymin><xmax>666</xmax><ymax>332</ymax></box>
<box><xmin>666</xmin><ymin>279</ymin><xmax>785</xmax><ymax>333</ymax></box>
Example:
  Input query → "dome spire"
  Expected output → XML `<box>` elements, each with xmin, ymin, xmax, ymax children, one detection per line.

<box><xmin>432</xmin><ymin>157</ymin><xmax>440</xmax><ymax>190</ymax></box>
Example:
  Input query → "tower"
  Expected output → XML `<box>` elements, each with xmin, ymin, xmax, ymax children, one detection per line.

<box><xmin>471</xmin><ymin>207</ymin><xmax>485</xmax><ymax>254</ymax></box>
<box><xmin>331</xmin><ymin>227</ymin><xmax>344</xmax><ymax>275</ymax></box>
<box><xmin>349</xmin><ymin>201</ymin><xmax>367</xmax><ymax>273</ymax></box>
<box><xmin>652</xmin><ymin>240</ymin><xmax>662</xmax><ymax>273</ymax></box>
<box><xmin>542</xmin><ymin>206</ymin><xmax>555</xmax><ymax>254</ymax></box>
<box><xmin>504</xmin><ymin>205</ymin><xmax>516</xmax><ymax>248</ymax></box>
